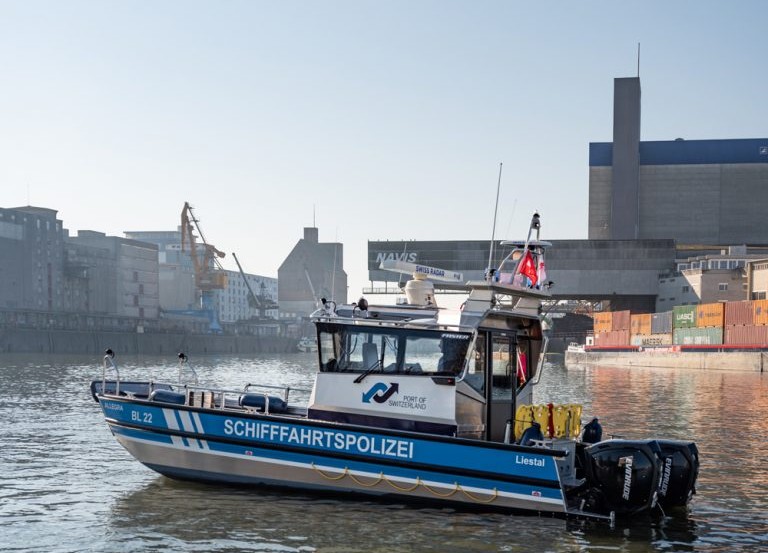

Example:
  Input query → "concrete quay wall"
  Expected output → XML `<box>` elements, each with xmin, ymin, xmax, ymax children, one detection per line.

<box><xmin>0</xmin><ymin>328</ymin><xmax>297</xmax><ymax>355</ymax></box>
<box><xmin>565</xmin><ymin>350</ymin><xmax>765</xmax><ymax>372</ymax></box>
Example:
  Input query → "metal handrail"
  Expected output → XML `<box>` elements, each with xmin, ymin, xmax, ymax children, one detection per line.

<box><xmin>101</xmin><ymin>349</ymin><xmax>120</xmax><ymax>396</ymax></box>
<box><xmin>177</xmin><ymin>352</ymin><xmax>198</xmax><ymax>386</ymax></box>
<box><xmin>243</xmin><ymin>382</ymin><xmax>312</xmax><ymax>402</ymax></box>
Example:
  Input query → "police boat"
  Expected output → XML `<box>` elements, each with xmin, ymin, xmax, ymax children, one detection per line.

<box><xmin>91</xmin><ymin>213</ymin><xmax>699</xmax><ymax>523</ymax></box>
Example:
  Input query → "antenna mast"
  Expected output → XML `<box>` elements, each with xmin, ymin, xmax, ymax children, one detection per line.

<box><xmin>486</xmin><ymin>162</ymin><xmax>503</xmax><ymax>279</ymax></box>
<box><xmin>637</xmin><ymin>42</ymin><xmax>641</xmax><ymax>77</ymax></box>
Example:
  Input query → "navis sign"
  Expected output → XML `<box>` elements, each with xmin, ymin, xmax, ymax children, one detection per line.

<box><xmin>375</xmin><ymin>252</ymin><xmax>417</xmax><ymax>264</ymax></box>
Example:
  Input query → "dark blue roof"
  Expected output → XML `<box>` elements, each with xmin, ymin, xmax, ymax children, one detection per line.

<box><xmin>590</xmin><ymin>138</ymin><xmax>768</xmax><ymax>166</ymax></box>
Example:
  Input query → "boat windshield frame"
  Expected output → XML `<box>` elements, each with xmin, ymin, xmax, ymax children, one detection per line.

<box><xmin>316</xmin><ymin>322</ymin><xmax>473</xmax><ymax>377</ymax></box>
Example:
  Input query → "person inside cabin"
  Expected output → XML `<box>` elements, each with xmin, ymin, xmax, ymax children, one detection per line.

<box><xmin>437</xmin><ymin>339</ymin><xmax>460</xmax><ymax>374</ymax></box>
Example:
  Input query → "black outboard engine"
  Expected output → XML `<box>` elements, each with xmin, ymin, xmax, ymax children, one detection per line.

<box><xmin>579</xmin><ymin>440</ymin><xmax>662</xmax><ymax>516</ymax></box>
<box><xmin>654</xmin><ymin>440</ymin><xmax>700</xmax><ymax>509</ymax></box>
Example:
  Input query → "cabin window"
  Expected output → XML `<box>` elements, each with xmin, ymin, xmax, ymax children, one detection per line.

<box><xmin>316</xmin><ymin>323</ymin><xmax>470</xmax><ymax>376</ymax></box>
<box><xmin>490</xmin><ymin>333</ymin><xmax>516</xmax><ymax>400</ymax></box>
<box><xmin>463</xmin><ymin>336</ymin><xmax>486</xmax><ymax>394</ymax></box>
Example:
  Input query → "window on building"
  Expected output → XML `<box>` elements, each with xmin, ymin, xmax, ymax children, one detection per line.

<box><xmin>682</xmin><ymin>285</ymin><xmax>689</xmax><ymax>293</ymax></box>
<box><xmin>752</xmin><ymin>291</ymin><xmax>767</xmax><ymax>300</ymax></box>
<box><xmin>133</xmin><ymin>271</ymin><xmax>139</xmax><ymax>282</ymax></box>
<box><xmin>718</xmin><ymin>283</ymin><xmax>728</xmax><ymax>291</ymax></box>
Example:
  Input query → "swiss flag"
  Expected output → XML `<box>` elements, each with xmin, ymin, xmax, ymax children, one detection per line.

<box><xmin>519</xmin><ymin>251</ymin><xmax>538</xmax><ymax>286</ymax></box>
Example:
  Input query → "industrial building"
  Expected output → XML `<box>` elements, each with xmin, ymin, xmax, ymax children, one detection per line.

<box><xmin>589</xmin><ymin>77</ymin><xmax>768</xmax><ymax>243</ymax></box>
<box><xmin>66</xmin><ymin>230</ymin><xmax>159</xmax><ymax>319</ymax></box>
<box><xmin>0</xmin><ymin>207</ymin><xmax>66</xmax><ymax>311</ymax></box>
<box><xmin>278</xmin><ymin>227</ymin><xmax>347</xmax><ymax>321</ymax></box>
<box><xmin>0</xmin><ymin>206</ymin><xmax>160</xmax><ymax>319</ymax></box>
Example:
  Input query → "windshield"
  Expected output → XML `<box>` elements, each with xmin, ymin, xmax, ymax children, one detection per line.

<box><xmin>317</xmin><ymin>323</ymin><xmax>471</xmax><ymax>376</ymax></box>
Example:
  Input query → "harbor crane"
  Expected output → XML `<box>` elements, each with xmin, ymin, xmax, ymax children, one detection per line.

<box><xmin>232</xmin><ymin>252</ymin><xmax>278</xmax><ymax>319</ymax></box>
<box><xmin>180</xmin><ymin>202</ymin><xmax>228</xmax><ymax>331</ymax></box>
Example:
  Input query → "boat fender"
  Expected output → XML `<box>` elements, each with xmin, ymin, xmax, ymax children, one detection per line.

<box><xmin>149</xmin><ymin>389</ymin><xmax>186</xmax><ymax>405</ymax></box>
<box><xmin>239</xmin><ymin>393</ymin><xmax>289</xmax><ymax>414</ymax></box>
<box><xmin>582</xmin><ymin>418</ymin><xmax>602</xmax><ymax>444</ymax></box>
<box><xmin>518</xmin><ymin>421</ymin><xmax>544</xmax><ymax>446</ymax></box>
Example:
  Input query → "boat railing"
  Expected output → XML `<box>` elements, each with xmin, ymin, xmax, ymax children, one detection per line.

<box><xmin>177</xmin><ymin>352</ymin><xmax>198</xmax><ymax>386</ymax></box>
<box><xmin>102</xmin><ymin>349</ymin><xmax>120</xmax><ymax>397</ymax></box>
<box><xmin>165</xmin><ymin>382</ymin><xmax>313</xmax><ymax>414</ymax></box>
<box><xmin>242</xmin><ymin>382</ymin><xmax>312</xmax><ymax>403</ymax></box>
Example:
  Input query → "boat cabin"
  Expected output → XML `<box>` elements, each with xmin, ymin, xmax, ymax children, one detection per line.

<box><xmin>308</xmin><ymin>279</ymin><xmax>547</xmax><ymax>444</ymax></box>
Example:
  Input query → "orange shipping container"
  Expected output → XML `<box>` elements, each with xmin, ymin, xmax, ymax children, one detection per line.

<box><xmin>630</xmin><ymin>313</ymin><xmax>652</xmax><ymax>335</ymax></box>
<box><xmin>754</xmin><ymin>299</ymin><xmax>768</xmax><ymax>326</ymax></box>
<box><xmin>696</xmin><ymin>302</ymin><xmax>724</xmax><ymax>328</ymax></box>
<box><xmin>611</xmin><ymin>310</ymin><xmax>631</xmax><ymax>331</ymax></box>
<box><xmin>593</xmin><ymin>312</ymin><xmax>613</xmax><ymax>333</ymax></box>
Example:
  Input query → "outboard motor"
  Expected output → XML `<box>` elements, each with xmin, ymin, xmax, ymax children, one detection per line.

<box><xmin>654</xmin><ymin>440</ymin><xmax>700</xmax><ymax>509</ymax></box>
<box><xmin>579</xmin><ymin>439</ymin><xmax>662</xmax><ymax>516</ymax></box>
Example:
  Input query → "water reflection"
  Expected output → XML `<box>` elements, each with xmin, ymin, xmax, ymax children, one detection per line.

<box><xmin>1</xmin><ymin>354</ymin><xmax>767</xmax><ymax>551</ymax></box>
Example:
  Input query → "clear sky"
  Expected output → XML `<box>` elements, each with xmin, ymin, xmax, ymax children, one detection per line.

<box><xmin>2</xmin><ymin>1</ymin><xmax>766</xmax><ymax>297</ymax></box>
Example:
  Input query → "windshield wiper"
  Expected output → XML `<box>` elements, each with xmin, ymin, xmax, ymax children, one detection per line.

<box><xmin>353</xmin><ymin>360</ymin><xmax>381</xmax><ymax>384</ymax></box>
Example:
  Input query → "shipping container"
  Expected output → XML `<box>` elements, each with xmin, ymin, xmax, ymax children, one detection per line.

<box><xmin>611</xmin><ymin>310</ymin><xmax>631</xmax><ymax>331</ymax></box>
<box><xmin>754</xmin><ymin>299</ymin><xmax>768</xmax><ymax>326</ymax></box>
<box><xmin>630</xmin><ymin>333</ymin><xmax>673</xmax><ymax>346</ymax></box>
<box><xmin>651</xmin><ymin>311</ymin><xmax>673</xmax><ymax>334</ymax></box>
<box><xmin>594</xmin><ymin>330</ymin><xmax>630</xmax><ymax>347</ymax></box>
<box><xmin>696</xmin><ymin>302</ymin><xmax>724</xmax><ymax>328</ymax></box>
<box><xmin>725</xmin><ymin>300</ymin><xmax>754</xmax><ymax>326</ymax></box>
<box><xmin>724</xmin><ymin>324</ymin><xmax>768</xmax><ymax>346</ymax></box>
<box><xmin>593</xmin><ymin>312</ymin><xmax>613</xmax><ymax>334</ymax></box>
<box><xmin>673</xmin><ymin>327</ymin><xmax>723</xmax><ymax>345</ymax></box>
<box><xmin>630</xmin><ymin>313</ymin><xmax>652</xmax><ymax>336</ymax></box>
<box><xmin>672</xmin><ymin>305</ymin><xmax>697</xmax><ymax>329</ymax></box>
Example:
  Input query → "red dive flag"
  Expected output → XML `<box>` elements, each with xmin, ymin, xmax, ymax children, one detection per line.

<box><xmin>519</xmin><ymin>250</ymin><xmax>538</xmax><ymax>286</ymax></box>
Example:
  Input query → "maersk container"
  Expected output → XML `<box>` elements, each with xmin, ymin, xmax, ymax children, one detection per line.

<box><xmin>673</xmin><ymin>305</ymin><xmax>697</xmax><ymax>329</ymax></box>
<box><xmin>630</xmin><ymin>313</ymin><xmax>652</xmax><ymax>336</ymax></box>
<box><xmin>593</xmin><ymin>312</ymin><xmax>613</xmax><ymax>334</ymax></box>
<box><xmin>673</xmin><ymin>327</ymin><xmax>723</xmax><ymax>345</ymax></box>
<box><xmin>651</xmin><ymin>311</ymin><xmax>673</xmax><ymax>334</ymax></box>
<box><xmin>724</xmin><ymin>324</ymin><xmax>768</xmax><ymax>346</ymax></box>
<box><xmin>725</xmin><ymin>300</ymin><xmax>754</xmax><ymax>326</ymax></box>
<box><xmin>611</xmin><ymin>310</ymin><xmax>631</xmax><ymax>331</ymax></box>
<box><xmin>753</xmin><ymin>299</ymin><xmax>768</xmax><ymax>326</ymax></box>
<box><xmin>630</xmin><ymin>333</ymin><xmax>673</xmax><ymax>346</ymax></box>
<box><xmin>696</xmin><ymin>302</ymin><xmax>724</xmax><ymax>328</ymax></box>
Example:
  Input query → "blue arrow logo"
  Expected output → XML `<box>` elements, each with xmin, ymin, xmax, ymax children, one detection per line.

<box><xmin>362</xmin><ymin>382</ymin><xmax>400</xmax><ymax>404</ymax></box>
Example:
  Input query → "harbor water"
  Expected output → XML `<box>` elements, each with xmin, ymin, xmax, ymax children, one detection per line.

<box><xmin>1</xmin><ymin>353</ymin><xmax>766</xmax><ymax>552</ymax></box>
